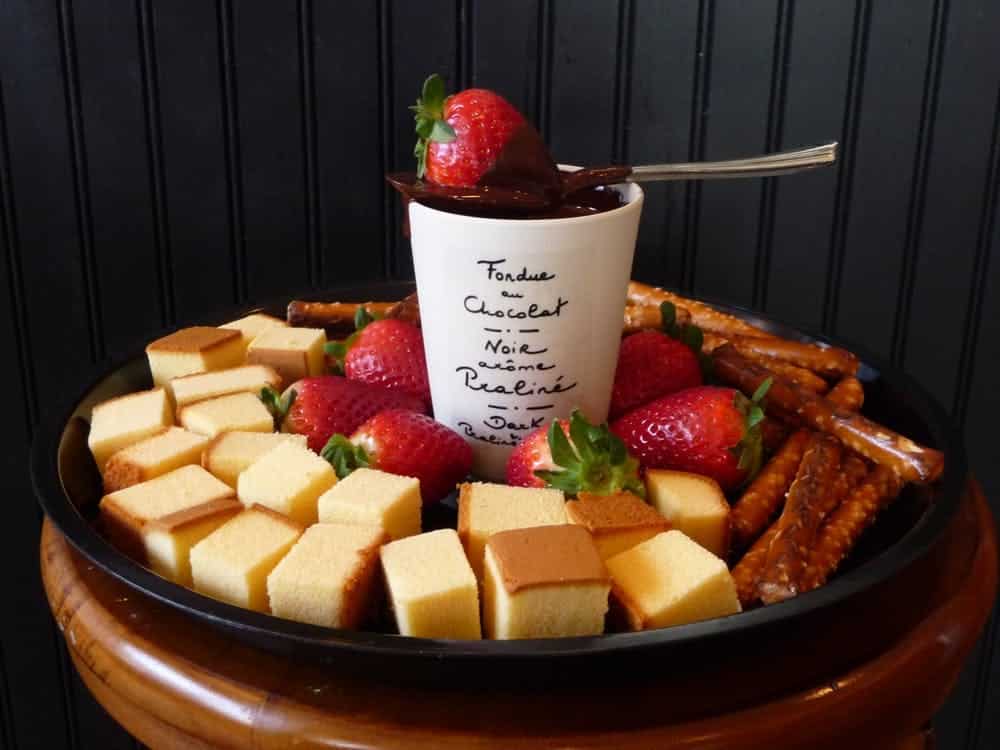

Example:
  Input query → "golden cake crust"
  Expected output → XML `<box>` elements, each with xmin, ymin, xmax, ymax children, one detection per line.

<box><xmin>146</xmin><ymin>497</ymin><xmax>242</xmax><ymax>533</ymax></box>
<box><xmin>566</xmin><ymin>492</ymin><xmax>671</xmax><ymax>535</ymax></box>
<box><xmin>146</xmin><ymin>326</ymin><xmax>240</xmax><ymax>353</ymax></box>
<box><xmin>487</xmin><ymin>525</ymin><xmax>609</xmax><ymax>594</ymax></box>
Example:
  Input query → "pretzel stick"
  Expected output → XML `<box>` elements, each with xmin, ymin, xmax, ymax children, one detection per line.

<box><xmin>730</xmin><ymin>373</ymin><xmax>867</xmax><ymax>552</ymax></box>
<box><xmin>385</xmin><ymin>292</ymin><xmax>421</xmax><ymax>325</ymax></box>
<box><xmin>826</xmin><ymin>376</ymin><xmax>865</xmax><ymax>411</ymax></box>
<box><xmin>733</xmin><ymin>524</ymin><xmax>779</xmax><ymax>607</ymax></box>
<box><xmin>626</xmin><ymin>281</ymin><xmax>775</xmax><ymax>339</ymax></box>
<box><xmin>622</xmin><ymin>303</ymin><xmax>691</xmax><ymax>333</ymax></box>
<box><xmin>756</xmin><ymin>434</ymin><xmax>843</xmax><ymax>604</ymax></box>
<box><xmin>712</xmin><ymin>345</ymin><xmax>944</xmax><ymax>484</ymax></box>
<box><xmin>729</xmin><ymin>336</ymin><xmax>859</xmax><ymax>378</ymax></box>
<box><xmin>749</xmin><ymin>357</ymin><xmax>829</xmax><ymax>394</ymax></box>
<box><xmin>730</xmin><ymin>430</ymin><xmax>812</xmax><ymax>552</ymax></box>
<box><xmin>800</xmin><ymin>466</ymin><xmax>905</xmax><ymax>592</ymax></box>
<box><xmin>287</xmin><ymin>300</ymin><xmax>397</xmax><ymax>333</ymax></box>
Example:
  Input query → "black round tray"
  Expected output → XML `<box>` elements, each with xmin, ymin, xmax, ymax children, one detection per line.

<box><xmin>31</xmin><ymin>280</ymin><xmax>967</xmax><ymax>681</ymax></box>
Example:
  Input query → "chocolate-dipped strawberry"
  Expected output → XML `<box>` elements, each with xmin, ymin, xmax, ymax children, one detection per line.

<box><xmin>387</xmin><ymin>74</ymin><xmax>624</xmax><ymax>219</ymax></box>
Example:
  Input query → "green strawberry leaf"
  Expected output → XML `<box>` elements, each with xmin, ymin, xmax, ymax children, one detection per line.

<box><xmin>325</xmin><ymin>307</ymin><xmax>382</xmax><ymax>374</ymax></box>
<box><xmin>532</xmin><ymin>409</ymin><xmax>646</xmax><ymax>498</ymax></box>
<box><xmin>320</xmin><ymin>434</ymin><xmax>370</xmax><ymax>479</ymax></box>
<box><xmin>731</xmin><ymin>381</ymin><xmax>772</xmax><ymax>485</ymax></box>
<box><xmin>660</xmin><ymin>300</ymin><xmax>714</xmax><ymax>381</ymax></box>
<box><xmin>410</xmin><ymin>73</ymin><xmax>453</xmax><ymax>178</ymax></box>
<box><xmin>259</xmin><ymin>386</ymin><xmax>296</xmax><ymax>430</ymax></box>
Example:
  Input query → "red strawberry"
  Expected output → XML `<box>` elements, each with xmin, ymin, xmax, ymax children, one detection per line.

<box><xmin>506</xmin><ymin>409</ymin><xmax>645</xmax><ymax>497</ymax></box>
<box><xmin>322</xmin><ymin>410</ymin><xmax>472</xmax><ymax>504</ymax></box>
<box><xmin>411</xmin><ymin>74</ymin><xmax>525</xmax><ymax>186</ymax></box>
<box><xmin>260</xmin><ymin>376</ymin><xmax>426</xmax><ymax>453</ymax></box>
<box><xmin>609</xmin><ymin>330</ymin><xmax>702</xmax><ymax>420</ymax></box>
<box><xmin>610</xmin><ymin>383</ymin><xmax>770</xmax><ymax>491</ymax></box>
<box><xmin>342</xmin><ymin>318</ymin><xmax>430</xmax><ymax>405</ymax></box>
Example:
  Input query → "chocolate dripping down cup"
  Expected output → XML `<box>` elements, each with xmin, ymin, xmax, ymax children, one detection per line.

<box><xmin>409</xmin><ymin>176</ymin><xmax>643</xmax><ymax>480</ymax></box>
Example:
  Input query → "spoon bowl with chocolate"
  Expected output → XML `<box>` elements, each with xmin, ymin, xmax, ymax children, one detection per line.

<box><xmin>388</xmin><ymin>119</ymin><xmax>836</xmax><ymax>219</ymax></box>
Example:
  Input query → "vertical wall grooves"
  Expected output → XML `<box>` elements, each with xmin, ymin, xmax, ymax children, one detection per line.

<box><xmin>534</xmin><ymin>0</ymin><xmax>553</xmax><ymax>138</ymax></box>
<box><xmin>465</xmin><ymin>0</ymin><xmax>477</xmax><ymax>87</ymax></box>
<box><xmin>57</xmin><ymin>0</ymin><xmax>102</xmax><ymax>363</ymax></box>
<box><xmin>376</xmin><ymin>0</ymin><xmax>394</xmax><ymax>279</ymax></box>
<box><xmin>298</xmin><ymin>0</ymin><xmax>320</xmax><ymax>287</ymax></box>
<box><xmin>0</xmin><ymin>80</ymin><xmax>39</xmax><ymax>435</ymax></box>
<box><xmin>137</xmin><ymin>0</ymin><xmax>174</xmax><ymax>325</ymax></box>
<box><xmin>679</xmin><ymin>0</ymin><xmax>715</xmax><ymax>292</ymax></box>
<box><xmin>456</xmin><ymin>0</ymin><xmax>473</xmax><ymax>89</ymax></box>
<box><xmin>217</xmin><ymin>0</ymin><xmax>247</xmax><ymax>302</ymax></box>
<box><xmin>953</xmin><ymin>85</ymin><xmax>1000</xmax><ymax>426</ymax></box>
<box><xmin>0</xmin><ymin>72</ymin><xmax>28</xmax><ymax>750</ymax></box>
<box><xmin>752</xmin><ymin>0</ymin><xmax>793</xmax><ymax>310</ymax></box>
<box><xmin>611</xmin><ymin>0</ymin><xmax>635</xmax><ymax>164</ymax></box>
<box><xmin>891</xmin><ymin>0</ymin><xmax>949</xmax><ymax>365</ymax></box>
<box><xmin>822</xmin><ymin>0</ymin><xmax>871</xmax><ymax>334</ymax></box>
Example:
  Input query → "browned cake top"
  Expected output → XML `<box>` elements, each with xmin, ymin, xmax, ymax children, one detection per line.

<box><xmin>565</xmin><ymin>492</ymin><xmax>670</xmax><ymax>535</ymax></box>
<box><xmin>147</xmin><ymin>497</ymin><xmax>242</xmax><ymax>533</ymax></box>
<box><xmin>487</xmin><ymin>524</ymin><xmax>609</xmax><ymax>594</ymax></box>
<box><xmin>146</xmin><ymin>326</ymin><xmax>240</xmax><ymax>353</ymax></box>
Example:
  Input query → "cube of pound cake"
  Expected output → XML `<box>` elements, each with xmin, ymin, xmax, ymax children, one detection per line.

<box><xmin>146</xmin><ymin>326</ymin><xmax>244</xmax><ymax>387</ymax></box>
<box><xmin>144</xmin><ymin>498</ymin><xmax>243</xmax><ymax>585</ymax></box>
<box><xmin>317</xmin><ymin>468</ymin><xmax>421</xmax><ymax>540</ymax></box>
<box><xmin>606</xmin><ymin>530</ymin><xmax>740</xmax><ymax>631</ymax></box>
<box><xmin>190</xmin><ymin>505</ymin><xmax>303</xmax><ymax>612</ymax></box>
<box><xmin>237</xmin><ymin>440</ymin><xmax>336</xmax><ymax>525</ymax></box>
<box><xmin>88</xmin><ymin>387</ymin><xmax>173</xmax><ymax>471</ymax></box>
<box><xmin>246</xmin><ymin>327</ymin><xmax>326</xmax><ymax>384</ymax></box>
<box><xmin>178</xmin><ymin>392</ymin><xmax>274</xmax><ymax>438</ymax></box>
<box><xmin>267</xmin><ymin>523</ymin><xmax>388</xmax><ymax>629</ymax></box>
<box><xmin>103</xmin><ymin>426</ymin><xmax>210</xmax><ymax>492</ymax></box>
<box><xmin>645</xmin><ymin>470</ymin><xmax>731</xmax><ymax>558</ymax></box>
<box><xmin>99</xmin><ymin>464</ymin><xmax>236</xmax><ymax>566</ymax></box>
<box><xmin>380</xmin><ymin>529</ymin><xmax>480</xmax><ymax>639</ymax></box>
<box><xmin>457</xmin><ymin>482</ymin><xmax>567</xmax><ymax>578</ymax></box>
<box><xmin>483</xmin><ymin>525</ymin><xmax>610</xmax><ymax>639</ymax></box>
<box><xmin>169</xmin><ymin>364</ymin><xmax>282</xmax><ymax>412</ymax></box>
<box><xmin>202</xmin><ymin>431</ymin><xmax>308</xmax><ymax>487</ymax></box>
<box><xmin>220</xmin><ymin>312</ymin><xmax>288</xmax><ymax>354</ymax></box>
<box><xmin>565</xmin><ymin>491</ymin><xmax>671</xmax><ymax>561</ymax></box>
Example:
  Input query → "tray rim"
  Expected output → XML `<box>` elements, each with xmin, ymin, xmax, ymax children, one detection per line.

<box><xmin>30</xmin><ymin>280</ymin><xmax>968</xmax><ymax>661</ymax></box>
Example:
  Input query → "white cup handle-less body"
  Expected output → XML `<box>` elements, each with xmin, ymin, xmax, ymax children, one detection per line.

<box><xmin>409</xmin><ymin>183</ymin><xmax>644</xmax><ymax>480</ymax></box>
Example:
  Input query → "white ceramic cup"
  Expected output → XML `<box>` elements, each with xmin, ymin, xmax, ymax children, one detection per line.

<box><xmin>410</xmin><ymin>182</ymin><xmax>644</xmax><ymax>480</ymax></box>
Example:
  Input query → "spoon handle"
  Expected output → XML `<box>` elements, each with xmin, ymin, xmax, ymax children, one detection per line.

<box><xmin>628</xmin><ymin>142</ymin><xmax>837</xmax><ymax>183</ymax></box>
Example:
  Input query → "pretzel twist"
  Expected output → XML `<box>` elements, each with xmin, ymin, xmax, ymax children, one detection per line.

<box><xmin>756</xmin><ymin>434</ymin><xmax>844</xmax><ymax>604</ymax></box>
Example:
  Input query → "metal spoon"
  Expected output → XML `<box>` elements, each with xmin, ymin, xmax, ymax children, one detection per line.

<box><xmin>561</xmin><ymin>142</ymin><xmax>838</xmax><ymax>194</ymax></box>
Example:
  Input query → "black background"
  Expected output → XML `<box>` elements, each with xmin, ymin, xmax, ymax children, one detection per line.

<box><xmin>1</xmin><ymin>1</ymin><xmax>998</xmax><ymax>747</ymax></box>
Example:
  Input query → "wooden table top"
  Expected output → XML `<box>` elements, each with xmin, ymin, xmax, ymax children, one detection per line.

<box><xmin>41</xmin><ymin>480</ymin><xmax>997</xmax><ymax>750</ymax></box>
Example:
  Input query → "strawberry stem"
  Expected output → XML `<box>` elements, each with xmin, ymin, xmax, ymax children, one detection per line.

<box><xmin>320</xmin><ymin>434</ymin><xmax>370</xmax><ymax>479</ymax></box>
<box><xmin>259</xmin><ymin>386</ymin><xmax>296</xmax><ymax>431</ymax></box>
<box><xmin>732</xmin><ymin>377</ymin><xmax>772</xmax><ymax>483</ymax></box>
<box><xmin>533</xmin><ymin>409</ymin><xmax>646</xmax><ymax>498</ymax></box>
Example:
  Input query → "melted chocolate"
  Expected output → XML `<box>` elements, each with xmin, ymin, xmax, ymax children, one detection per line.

<box><xmin>386</xmin><ymin>123</ymin><xmax>630</xmax><ymax>223</ymax></box>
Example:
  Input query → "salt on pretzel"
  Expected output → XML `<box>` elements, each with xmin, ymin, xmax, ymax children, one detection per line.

<box><xmin>756</xmin><ymin>434</ymin><xmax>844</xmax><ymax>604</ymax></box>
<box><xmin>728</xmin><ymin>336</ymin><xmax>859</xmax><ymax>379</ymax></box>
<box><xmin>712</xmin><ymin>345</ymin><xmax>944</xmax><ymax>484</ymax></box>
<box><xmin>626</xmin><ymin>282</ymin><xmax>774</xmax><ymax>340</ymax></box>
<box><xmin>800</xmin><ymin>466</ymin><xmax>905</xmax><ymax>592</ymax></box>
<box><xmin>826</xmin><ymin>376</ymin><xmax>865</xmax><ymax>411</ymax></box>
<box><xmin>287</xmin><ymin>300</ymin><xmax>397</xmax><ymax>333</ymax></box>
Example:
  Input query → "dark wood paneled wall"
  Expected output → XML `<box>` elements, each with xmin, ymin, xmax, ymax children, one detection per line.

<box><xmin>0</xmin><ymin>1</ymin><xmax>997</xmax><ymax>747</ymax></box>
